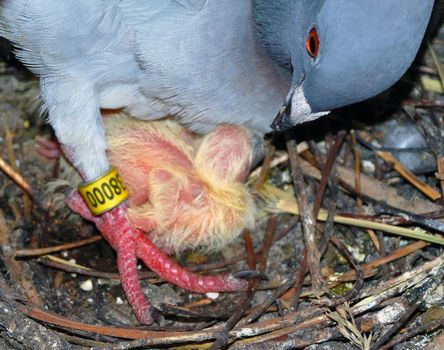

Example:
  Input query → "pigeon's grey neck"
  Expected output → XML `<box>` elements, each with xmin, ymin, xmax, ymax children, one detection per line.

<box><xmin>253</xmin><ymin>1</ymin><xmax>294</xmax><ymax>70</ymax></box>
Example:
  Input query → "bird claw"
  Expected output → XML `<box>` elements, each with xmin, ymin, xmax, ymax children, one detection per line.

<box><xmin>150</xmin><ymin>307</ymin><xmax>165</xmax><ymax>327</ymax></box>
<box><xmin>232</xmin><ymin>270</ymin><xmax>268</xmax><ymax>281</ymax></box>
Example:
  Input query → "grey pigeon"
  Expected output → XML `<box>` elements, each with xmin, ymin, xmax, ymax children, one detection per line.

<box><xmin>0</xmin><ymin>0</ymin><xmax>435</xmax><ymax>181</ymax></box>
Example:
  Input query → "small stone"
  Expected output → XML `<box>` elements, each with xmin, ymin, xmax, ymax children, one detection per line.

<box><xmin>206</xmin><ymin>292</ymin><xmax>219</xmax><ymax>300</ymax></box>
<box><xmin>80</xmin><ymin>279</ymin><xmax>93</xmax><ymax>292</ymax></box>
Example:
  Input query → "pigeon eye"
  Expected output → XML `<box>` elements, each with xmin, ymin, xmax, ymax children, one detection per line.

<box><xmin>306</xmin><ymin>28</ymin><xmax>319</xmax><ymax>59</ymax></box>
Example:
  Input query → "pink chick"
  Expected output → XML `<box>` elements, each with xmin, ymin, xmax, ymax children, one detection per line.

<box><xmin>66</xmin><ymin>113</ymin><xmax>259</xmax><ymax>324</ymax></box>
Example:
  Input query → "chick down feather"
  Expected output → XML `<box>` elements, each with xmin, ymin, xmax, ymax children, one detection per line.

<box><xmin>104</xmin><ymin>114</ymin><xmax>256</xmax><ymax>253</ymax></box>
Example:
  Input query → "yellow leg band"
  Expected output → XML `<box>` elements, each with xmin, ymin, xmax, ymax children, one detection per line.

<box><xmin>78</xmin><ymin>168</ymin><xmax>129</xmax><ymax>215</ymax></box>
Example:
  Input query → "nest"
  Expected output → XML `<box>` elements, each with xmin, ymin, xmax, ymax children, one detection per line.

<box><xmin>0</xmin><ymin>27</ymin><xmax>443</xmax><ymax>350</ymax></box>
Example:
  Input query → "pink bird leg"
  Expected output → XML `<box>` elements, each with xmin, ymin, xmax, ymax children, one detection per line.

<box><xmin>66</xmin><ymin>190</ymin><xmax>247</xmax><ymax>324</ymax></box>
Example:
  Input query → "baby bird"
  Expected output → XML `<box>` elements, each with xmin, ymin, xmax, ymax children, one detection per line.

<box><xmin>105</xmin><ymin>114</ymin><xmax>256</xmax><ymax>253</ymax></box>
<box><xmin>67</xmin><ymin>114</ymin><xmax>258</xmax><ymax>324</ymax></box>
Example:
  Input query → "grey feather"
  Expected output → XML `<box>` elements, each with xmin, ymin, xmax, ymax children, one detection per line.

<box><xmin>0</xmin><ymin>0</ymin><xmax>435</xmax><ymax>180</ymax></box>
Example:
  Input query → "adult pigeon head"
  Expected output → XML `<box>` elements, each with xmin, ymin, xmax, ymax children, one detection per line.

<box><xmin>254</xmin><ymin>0</ymin><xmax>435</xmax><ymax>131</ymax></box>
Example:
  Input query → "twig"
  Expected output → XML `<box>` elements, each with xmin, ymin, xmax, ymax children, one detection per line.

<box><xmin>352</xmin><ymin>255</ymin><xmax>443</xmax><ymax>314</ymax></box>
<box><xmin>0</xmin><ymin>210</ymin><xmax>44</xmax><ymax>307</ymax></box>
<box><xmin>265</xmin><ymin>184</ymin><xmax>444</xmax><ymax>245</ymax></box>
<box><xmin>253</xmin><ymin>143</ymin><xmax>275</xmax><ymax>192</ymax></box>
<box><xmin>39</xmin><ymin>255</ymin><xmax>158</xmax><ymax>281</ymax></box>
<box><xmin>289</xmin><ymin>131</ymin><xmax>346</xmax><ymax>307</ymax></box>
<box><xmin>185</xmin><ymin>219</ymin><xmax>297</xmax><ymax>275</ymax></box>
<box><xmin>370</xmin><ymin>203</ymin><xmax>444</xmax><ymax>234</ymax></box>
<box><xmin>286</xmin><ymin>135</ymin><xmax>322</xmax><ymax>294</ymax></box>
<box><xmin>370</xmin><ymin>302</ymin><xmax>420</xmax><ymax>350</ymax></box>
<box><xmin>209</xmin><ymin>230</ymin><xmax>259</xmax><ymax>349</ymax></box>
<box><xmin>242</xmin><ymin>221</ymin><xmax>303</xmax><ymax>323</ymax></box>
<box><xmin>402</xmin><ymin>99</ymin><xmax>444</xmax><ymax>107</ymax></box>
<box><xmin>257</xmin><ymin>216</ymin><xmax>277</xmax><ymax>273</ymax></box>
<box><xmin>289</xmin><ymin>249</ymin><xmax>308</xmax><ymax>311</ymax></box>
<box><xmin>300</xmin><ymin>156</ymin><xmax>442</xmax><ymax>214</ymax></box>
<box><xmin>0</xmin><ymin>154</ymin><xmax>37</xmax><ymax>200</ymax></box>
<box><xmin>328</xmin><ymin>240</ymin><xmax>428</xmax><ymax>283</ymax></box>
<box><xmin>249</xmin><ymin>142</ymin><xmax>309</xmax><ymax>179</ymax></box>
<box><xmin>376</xmin><ymin>150</ymin><xmax>441</xmax><ymax>201</ymax></box>
<box><xmin>428</xmin><ymin>42</ymin><xmax>444</xmax><ymax>93</ymax></box>
<box><xmin>436</xmin><ymin>156</ymin><xmax>444</xmax><ymax>197</ymax></box>
<box><xmin>14</xmin><ymin>235</ymin><xmax>102</xmax><ymax>257</ymax></box>
<box><xmin>243</xmin><ymin>271</ymin><xmax>299</xmax><ymax>324</ymax></box>
<box><xmin>230</xmin><ymin>326</ymin><xmax>338</xmax><ymax>350</ymax></box>
<box><xmin>351</xmin><ymin>131</ymin><xmax>381</xmax><ymax>252</ymax></box>
<box><xmin>379</xmin><ymin>316</ymin><xmax>444</xmax><ymax>350</ymax></box>
<box><xmin>350</xmin><ymin>131</ymin><xmax>363</xmax><ymax>210</ymax></box>
<box><xmin>313</xmin><ymin>131</ymin><xmax>347</xmax><ymax>217</ymax></box>
<box><xmin>318</xmin><ymin>186</ymin><xmax>339</xmax><ymax>257</ymax></box>
<box><xmin>240</xmin><ymin>217</ymin><xmax>278</xmax><ymax>324</ymax></box>
<box><xmin>319</xmin><ymin>236</ymin><xmax>364</xmax><ymax>307</ymax></box>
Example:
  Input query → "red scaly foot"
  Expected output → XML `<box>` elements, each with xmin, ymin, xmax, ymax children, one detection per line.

<box><xmin>66</xmin><ymin>190</ymin><xmax>247</xmax><ymax>324</ymax></box>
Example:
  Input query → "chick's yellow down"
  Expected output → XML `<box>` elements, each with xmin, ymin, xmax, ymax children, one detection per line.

<box><xmin>104</xmin><ymin>114</ymin><xmax>256</xmax><ymax>253</ymax></box>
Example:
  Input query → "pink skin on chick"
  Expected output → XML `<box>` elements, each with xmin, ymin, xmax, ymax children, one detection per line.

<box><xmin>65</xmin><ymin>114</ymin><xmax>258</xmax><ymax>324</ymax></box>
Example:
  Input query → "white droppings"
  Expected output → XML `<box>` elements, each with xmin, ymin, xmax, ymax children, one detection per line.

<box><xmin>362</xmin><ymin>160</ymin><xmax>375</xmax><ymax>173</ymax></box>
<box><xmin>234</xmin><ymin>328</ymin><xmax>257</xmax><ymax>337</ymax></box>
<box><xmin>206</xmin><ymin>292</ymin><xmax>219</xmax><ymax>300</ymax></box>
<box><xmin>116</xmin><ymin>297</ymin><xmax>124</xmax><ymax>305</ymax></box>
<box><xmin>375</xmin><ymin>303</ymin><xmax>406</xmax><ymax>324</ymax></box>
<box><xmin>424</xmin><ymin>284</ymin><xmax>444</xmax><ymax>307</ymax></box>
<box><xmin>61</xmin><ymin>251</ymin><xmax>69</xmax><ymax>258</ymax></box>
<box><xmin>347</xmin><ymin>245</ymin><xmax>366</xmax><ymax>263</ymax></box>
<box><xmin>68</xmin><ymin>259</ymin><xmax>77</xmax><ymax>277</ymax></box>
<box><xmin>80</xmin><ymin>279</ymin><xmax>93</xmax><ymax>292</ymax></box>
<box><xmin>280</xmin><ymin>171</ymin><xmax>291</xmax><ymax>183</ymax></box>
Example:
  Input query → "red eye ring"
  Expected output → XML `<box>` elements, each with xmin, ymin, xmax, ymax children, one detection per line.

<box><xmin>306</xmin><ymin>27</ymin><xmax>319</xmax><ymax>59</ymax></box>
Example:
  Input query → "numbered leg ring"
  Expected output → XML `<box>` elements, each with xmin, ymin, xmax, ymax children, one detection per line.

<box><xmin>78</xmin><ymin>168</ymin><xmax>129</xmax><ymax>215</ymax></box>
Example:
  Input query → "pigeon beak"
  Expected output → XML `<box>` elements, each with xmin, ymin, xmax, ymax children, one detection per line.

<box><xmin>271</xmin><ymin>83</ymin><xmax>298</xmax><ymax>132</ymax></box>
<box><xmin>271</xmin><ymin>73</ymin><xmax>306</xmax><ymax>132</ymax></box>
<box><xmin>271</xmin><ymin>74</ymin><xmax>330</xmax><ymax>132</ymax></box>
